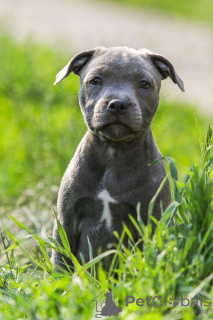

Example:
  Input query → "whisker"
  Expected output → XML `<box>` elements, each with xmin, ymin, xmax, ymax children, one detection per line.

<box><xmin>75</xmin><ymin>118</ymin><xmax>86</xmax><ymax>127</ymax></box>
<box><xmin>159</xmin><ymin>94</ymin><xmax>170</xmax><ymax>100</ymax></box>
<box><xmin>75</xmin><ymin>116</ymin><xmax>92</xmax><ymax>127</ymax></box>
<box><xmin>151</xmin><ymin>120</ymin><xmax>168</xmax><ymax>129</ymax></box>
<box><xmin>76</xmin><ymin>119</ymin><xmax>84</xmax><ymax>125</ymax></box>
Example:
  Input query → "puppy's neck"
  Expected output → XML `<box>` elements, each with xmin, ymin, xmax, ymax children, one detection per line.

<box><xmin>84</xmin><ymin>127</ymin><xmax>159</xmax><ymax>167</ymax></box>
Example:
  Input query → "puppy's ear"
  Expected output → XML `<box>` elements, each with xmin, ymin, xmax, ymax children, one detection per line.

<box><xmin>141</xmin><ymin>49</ymin><xmax>184</xmax><ymax>92</ymax></box>
<box><xmin>54</xmin><ymin>48</ymin><xmax>98</xmax><ymax>85</ymax></box>
<box><xmin>150</xmin><ymin>53</ymin><xmax>184</xmax><ymax>92</ymax></box>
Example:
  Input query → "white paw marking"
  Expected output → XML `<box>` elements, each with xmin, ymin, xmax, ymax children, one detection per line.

<box><xmin>98</xmin><ymin>189</ymin><xmax>117</xmax><ymax>229</ymax></box>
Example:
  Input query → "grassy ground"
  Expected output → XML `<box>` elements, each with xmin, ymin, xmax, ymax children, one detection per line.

<box><xmin>1</xmin><ymin>137</ymin><xmax>213</xmax><ymax>319</ymax></box>
<box><xmin>1</xmin><ymin>34</ymin><xmax>213</xmax><ymax>319</ymax></box>
<box><xmin>106</xmin><ymin>0</ymin><xmax>213</xmax><ymax>25</ymax></box>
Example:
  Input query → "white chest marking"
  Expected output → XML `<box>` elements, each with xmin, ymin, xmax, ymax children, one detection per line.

<box><xmin>108</xmin><ymin>147</ymin><xmax>115</xmax><ymax>157</ymax></box>
<box><xmin>97</xmin><ymin>189</ymin><xmax>117</xmax><ymax>229</ymax></box>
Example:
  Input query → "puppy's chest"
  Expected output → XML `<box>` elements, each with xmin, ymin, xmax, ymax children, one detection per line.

<box><xmin>75</xmin><ymin>188</ymin><xmax>136</xmax><ymax>231</ymax></box>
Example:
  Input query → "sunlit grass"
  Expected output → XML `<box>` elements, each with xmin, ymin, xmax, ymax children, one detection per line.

<box><xmin>1</xmin><ymin>124</ymin><xmax>213</xmax><ymax>319</ymax></box>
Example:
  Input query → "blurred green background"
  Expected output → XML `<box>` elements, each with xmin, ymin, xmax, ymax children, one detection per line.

<box><xmin>0</xmin><ymin>0</ymin><xmax>212</xmax><ymax>209</ymax></box>
<box><xmin>109</xmin><ymin>0</ymin><xmax>213</xmax><ymax>24</ymax></box>
<box><xmin>0</xmin><ymin>34</ymin><xmax>84</xmax><ymax>206</ymax></box>
<box><xmin>0</xmin><ymin>33</ymin><xmax>208</xmax><ymax>208</ymax></box>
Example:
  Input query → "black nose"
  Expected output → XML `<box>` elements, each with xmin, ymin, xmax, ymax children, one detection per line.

<box><xmin>107</xmin><ymin>100</ymin><xmax>127</xmax><ymax>115</ymax></box>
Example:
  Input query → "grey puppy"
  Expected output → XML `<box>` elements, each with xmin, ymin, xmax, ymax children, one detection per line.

<box><xmin>52</xmin><ymin>46</ymin><xmax>184</xmax><ymax>270</ymax></box>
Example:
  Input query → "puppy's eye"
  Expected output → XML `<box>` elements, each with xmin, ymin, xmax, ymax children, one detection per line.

<box><xmin>89</xmin><ymin>77</ymin><xmax>101</xmax><ymax>85</ymax></box>
<box><xmin>139</xmin><ymin>81</ymin><xmax>151</xmax><ymax>89</ymax></box>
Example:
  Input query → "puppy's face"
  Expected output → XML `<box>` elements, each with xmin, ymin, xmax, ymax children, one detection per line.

<box><xmin>79</xmin><ymin>47</ymin><xmax>162</xmax><ymax>142</ymax></box>
<box><xmin>54</xmin><ymin>46</ymin><xmax>184</xmax><ymax>142</ymax></box>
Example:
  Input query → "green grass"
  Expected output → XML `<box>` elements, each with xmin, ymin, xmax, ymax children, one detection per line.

<box><xmin>0</xmin><ymin>33</ymin><xmax>213</xmax><ymax>319</ymax></box>
<box><xmin>1</xmin><ymin>126</ymin><xmax>213</xmax><ymax>319</ymax></box>
<box><xmin>106</xmin><ymin>0</ymin><xmax>213</xmax><ymax>25</ymax></box>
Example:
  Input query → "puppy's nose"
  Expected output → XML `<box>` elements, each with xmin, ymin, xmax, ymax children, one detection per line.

<box><xmin>107</xmin><ymin>100</ymin><xmax>127</xmax><ymax>115</ymax></box>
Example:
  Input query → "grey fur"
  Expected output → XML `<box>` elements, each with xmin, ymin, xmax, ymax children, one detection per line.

<box><xmin>52</xmin><ymin>46</ymin><xmax>184</xmax><ymax>270</ymax></box>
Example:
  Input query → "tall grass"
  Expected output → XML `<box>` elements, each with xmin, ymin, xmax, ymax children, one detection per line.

<box><xmin>1</xmin><ymin>122</ymin><xmax>213</xmax><ymax>319</ymax></box>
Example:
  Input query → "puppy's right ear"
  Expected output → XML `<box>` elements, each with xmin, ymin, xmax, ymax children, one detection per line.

<box><xmin>54</xmin><ymin>49</ymin><xmax>97</xmax><ymax>85</ymax></box>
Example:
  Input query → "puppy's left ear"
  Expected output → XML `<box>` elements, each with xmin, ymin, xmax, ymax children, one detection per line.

<box><xmin>54</xmin><ymin>48</ymin><xmax>99</xmax><ymax>85</ymax></box>
<box><xmin>147</xmin><ymin>51</ymin><xmax>184</xmax><ymax>92</ymax></box>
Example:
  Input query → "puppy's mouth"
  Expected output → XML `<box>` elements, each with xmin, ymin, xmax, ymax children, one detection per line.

<box><xmin>97</xmin><ymin>122</ymin><xmax>135</xmax><ymax>141</ymax></box>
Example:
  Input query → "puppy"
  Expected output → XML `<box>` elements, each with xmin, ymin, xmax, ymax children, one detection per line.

<box><xmin>52</xmin><ymin>46</ymin><xmax>184</xmax><ymax>270</ymax></box>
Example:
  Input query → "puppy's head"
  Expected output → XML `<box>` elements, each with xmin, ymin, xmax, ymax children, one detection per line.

<box><xmin>54</xmin><ymin>47</ymin><xmax>184</xmax><ymax>142</ymax></box>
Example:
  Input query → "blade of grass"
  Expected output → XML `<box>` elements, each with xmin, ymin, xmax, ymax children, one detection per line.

<box><xmin>194</xmin><ymin>111</ymin><xmax>204</xmax><ymax>161</ymax></box>
<box><xmin>51</xmin><ymin>207</ymin><xmax>72</xmax><ymax>257</ymax></box>
<box><xmin>108</xmin><ymin>228</ymin><xmax>126</xmax><ymax>278</ymax></box>
<box><xmin>166</xmin><ymin>201</ymin><xmax>181</xmax><ymax>227</ymax></box>
<box><xmin>4</xmin><ymin>227</ymin><xmax>49</xmax><ymax>272</ymax></box>
<box><xmin>148</xmin><ymin>173</ymin><xmax>170</xmax><ymax>216</ymax></box>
